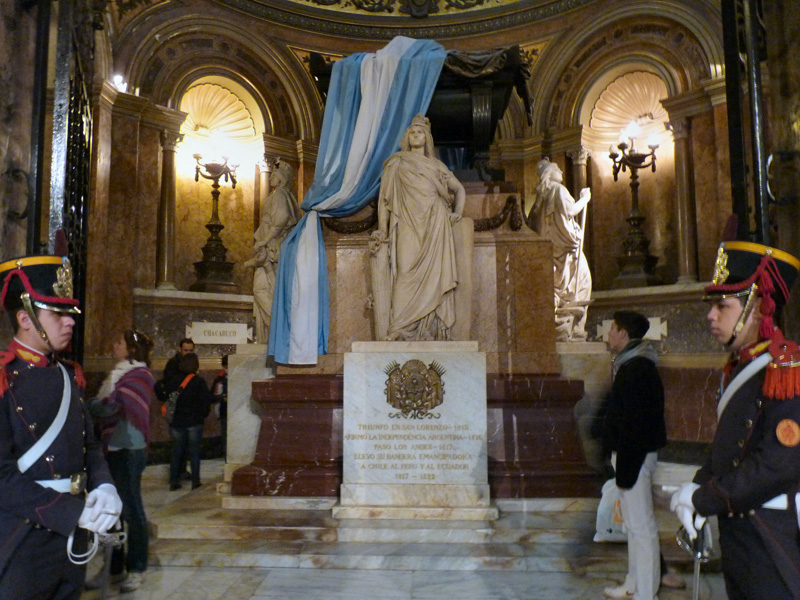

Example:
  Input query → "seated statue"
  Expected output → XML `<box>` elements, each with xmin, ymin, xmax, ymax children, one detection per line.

<box><xmin>531</xmin><ymin>157</ymin><xmax>592</xmax><ymax>341</ymax></box>
<box><xmin>370</xmin><ymin>114</ymin><xmax>467</xmax><ymax>341</ymax></box>
<box><xmin>244</xmin><ymin>161</ymin><xmax>302</xmax><ymax>343</ymax></box>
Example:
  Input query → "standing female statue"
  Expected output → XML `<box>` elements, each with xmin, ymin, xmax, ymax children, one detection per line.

<box><xmin>370</xmin><ymin>114</ymin><xmax>466</xmax><ymax>341</ymax></box>
<box><xmin>532</xmin><ymin>157</ymin><xmax>592</xmax><ymax>340</ymax></box>
<box><xmin>244</xmin><ymin>161</ymin><xmax>302</xmax><ymax>343</ymax></box>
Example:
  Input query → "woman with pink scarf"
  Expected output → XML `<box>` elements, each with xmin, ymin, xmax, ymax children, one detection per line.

<box><xmin>87</xmin><ymin>330</ymin><xmax>154</xmax><ymax>593</ymax></box>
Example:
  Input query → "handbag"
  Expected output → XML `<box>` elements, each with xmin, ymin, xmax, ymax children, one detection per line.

<box><xmin>163</xmin><ymin>374</ymin><xmax>195</xmax><ymax>424</ymax></box>
<box><xmin>594</xmin><ymin>477</ymin><xmax>627</xmax><ymax>542</ymax></box>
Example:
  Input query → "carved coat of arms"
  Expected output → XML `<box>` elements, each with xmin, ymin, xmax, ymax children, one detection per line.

<box><xmin>383</xmin><ymin>359</ymin><xmax>445</xmax><ymax>419</ymax></box>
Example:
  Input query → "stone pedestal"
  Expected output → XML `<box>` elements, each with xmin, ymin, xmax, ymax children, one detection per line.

<box><xmin>230</xmin><ymin>372</ymin><xmax>342</xmax><ymax>496</ymax></box>
<box><xmin>557</xmin><ymin>342</ymin><xmax>612</xmax><ymax>474</ymax></box>
<box><xmin>232</xmin><ymin>370</ymin><xmax>597</xmax><ymax>501</ymax></box>
<box><xmin>276</xmin><ymin>185</ymin><xmax>558</xmax><ymax>377</ymax></box>
<box><xmin>226</xmin><ymin>343</ymin><xmax>274</xmax><ymax>481</ymax></box>
<box><xmin>334</xmin><ymin>341</ymin><xmax>497</xmax><ymax>520</ymax></box>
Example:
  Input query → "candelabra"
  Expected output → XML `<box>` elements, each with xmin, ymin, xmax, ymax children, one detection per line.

<box><xmin>190</xmin><ymin>154</ymin><xmax>240</xmax><ymax>293</ymax></box>
<box><xmin>608</xmin><ymin>122</ymin><xmax>662</xmax><ymax>288</ymax></box>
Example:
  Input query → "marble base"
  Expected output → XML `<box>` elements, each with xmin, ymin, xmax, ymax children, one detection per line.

<box><xmin>227</xmin><ymin>343</ymin><xmax>274</xmax><ymax>468</ymax></box>
<box><xmin>332</xmin><ymin>505</ymin><xmax>499</xmax><ymax>520</ymax></box>
<box><xmin>339</xmin><ymin>483</ymin><xmax>492</xmax><ymax>507</ymax></box>
<box><xmin>557</xmin><ymin>342</ymin><xmax>612</xmax><ymax>474</ymax></box>
<box><xmin>222</xmin><ymin>496</ymin><xmax>338</xmax><ymax>510</ymax></box>
<box><xmin>339</xmin><ymin>342</ymin><xmax>492</xmax><ymax>520</ymax></box>
<box><xmin>231</xmin><ymin>374</ymin><xmax>343</xmax><ymax>496</ymax></box>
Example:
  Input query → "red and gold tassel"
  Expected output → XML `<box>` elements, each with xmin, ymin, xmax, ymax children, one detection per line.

<box><xmin>764</xmin><ymin>333</ymin><xmax>800</xmax><ymax>400</ymax></box>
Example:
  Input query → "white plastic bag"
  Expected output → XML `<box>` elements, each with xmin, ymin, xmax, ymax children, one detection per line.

<box><xmin>594</xmin><ymin>478</ymin><xmax>627</xmax><ymax>542</ymax></box>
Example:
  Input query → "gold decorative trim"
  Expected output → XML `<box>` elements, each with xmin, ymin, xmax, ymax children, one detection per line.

<box><xmin>723</xmin><ymin>241</ymin><xmax>800</xmax><ymax>270</ymax></box>
<box><xmin>589</xmin><ymin>71</ymin><xmax>669</xmax><ymax>149</ymax></box>
<box><xmin>384</xmin><ymin>359</ymin><xmax>445</xmax><ymax>420</ymax></box>
<box><xmin>53</xmin><ymin>257</ymin><xmax>74</xmax><ymax>299</ymax></box>
<box><xmin>180</xmin><ymin>83</ymin><xmax>258</xmax><ymax>148</ymax></box>
<box><xmin>711</xmin><ymin>246</ymin><xmax>729</xmax><ymax>285</ymax></box>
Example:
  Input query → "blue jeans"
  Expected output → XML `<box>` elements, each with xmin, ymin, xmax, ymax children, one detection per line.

<box><xmin>170</xmin><ymin>425</ymin><xmax>203</xmax><ymax>486</ymax></box>
<box><xmin>107</xmin><ymin>449</ymin><xmax>148</xmax><ymax>573</ymax></box>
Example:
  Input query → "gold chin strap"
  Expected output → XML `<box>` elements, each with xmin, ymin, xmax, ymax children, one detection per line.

<box><xmin>727</xmin><ymin>283</ymin><xmax>759</xmax><ymax>347</ymax></box>
<box><xmin>21</xmin><ymin>292</ymin><xmax>52</xmax><ymax>350</ymax></box>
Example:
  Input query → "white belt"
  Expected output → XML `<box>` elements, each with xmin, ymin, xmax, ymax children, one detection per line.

<box><xmin>36</xmin><ymin>479</ymin><xmax>72</xmax><ymax>493</ymax></box>
<box><xmin>762</xmin><ymin>493</ymin><xmax>800</xmax><ymax>510</ymax></box>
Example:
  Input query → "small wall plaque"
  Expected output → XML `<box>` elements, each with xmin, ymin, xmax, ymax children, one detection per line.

<box><xmin>185</xmin><ymin>322</ymin><xmax>253</xmax><ymax>345</ymax></box>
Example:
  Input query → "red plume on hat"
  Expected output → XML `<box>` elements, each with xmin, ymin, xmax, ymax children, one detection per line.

<box><xmin>705</xmin><ymin>234</ymin><xmax>800</xmax><ymax>399</ymax></box>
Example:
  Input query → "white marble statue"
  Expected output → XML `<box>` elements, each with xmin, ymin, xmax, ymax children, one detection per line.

<box><xmin>370</xmin><ymin>114</ymin><xmax>467</xmax><ymax>341</ymax></box>
<box><xmin>243</xmin><ymin>161</ymin><xmax>302</xmax><ymax>343</ymax></box>
<box><xmin>532</xmin><ymin>157</ymin><xmax>592</xmax><ymax>341</ymax></box>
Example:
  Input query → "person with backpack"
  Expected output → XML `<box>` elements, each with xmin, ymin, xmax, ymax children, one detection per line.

<box><xmin>167</xmin><ymin>353</ymin><xmax>211</xmax><ymax>491</ymax></box>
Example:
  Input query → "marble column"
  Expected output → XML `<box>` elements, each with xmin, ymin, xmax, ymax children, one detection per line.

<box><xmin>667</xmin><ymin>118</ymin><xmax>698</xmax><ymax>282</ymax></box>
<box><xmin>156</xmin><ymin>130</ymin><xmax>183</xmax><ymax>290</ymax></box>
<box><xmin>296</xmin><ymin>139</ymin><xmax>319</xmax><ymax>204</ymax></box>
<box><xmin>258</xmin><ymin>157</ymin><xmax>272</xmax><ymax>213</ymax></box>
<box><xmin>568</xmin><ymin>147</ymin><xmax>590</xmax><ymax>193</ymax></box>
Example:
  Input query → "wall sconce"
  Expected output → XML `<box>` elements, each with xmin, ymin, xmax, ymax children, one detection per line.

<box><xmin>112</xmin><ymin>74</ymin><xmax>128</xmax><ymax>93</ymax></box>
<box><xmin>608</xmin><ymin>121</ymin><xmax>661</xmax><ymax>287</ymax></box>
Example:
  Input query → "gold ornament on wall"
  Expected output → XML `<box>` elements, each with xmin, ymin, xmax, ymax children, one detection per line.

<box><xmin>384</xmin><ymin>359</ymin><xmax>445</xmax><ymax>420</ymax></box>
<box><xmin>180</xmin><ymin>83</ymin><xmax>257</xmax><ymax>147</ymax></box>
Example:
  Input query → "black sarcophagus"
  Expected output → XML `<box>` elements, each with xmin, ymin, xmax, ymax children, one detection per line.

<box><xmin>308</xmin><ymin>46</ymin><xmax>533</xmax><ymax>182</ymax></box>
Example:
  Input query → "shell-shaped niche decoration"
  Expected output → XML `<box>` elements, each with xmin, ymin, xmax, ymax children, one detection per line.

<box><xmin>590</xmin><ymin>71</ymin><xmax>668</xmax><ymax>147</ymax></box>
<box><xmin>180</xmin><ymin>84</ymin><xmax>257</xmax><ymax>145</ymax></box>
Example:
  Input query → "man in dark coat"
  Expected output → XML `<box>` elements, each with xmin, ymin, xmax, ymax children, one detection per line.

<box><xmin>155</xmin><ymin>337</ymin><xmax>195</xmax><ymax>401</ymax></box>
<box><xmin>0</xmin><ymin>255</ymin><xmax>122</xmax><ymax>599</ymax></box>
<box><xmin>602</xmin><ymin>311</ymin><xmax>667</xmax><ymax>600</ymax></box>
<box><xmin>671</xmin><ymin>241</ymin><xmax>800</xmax><ymax>600</ymax></box>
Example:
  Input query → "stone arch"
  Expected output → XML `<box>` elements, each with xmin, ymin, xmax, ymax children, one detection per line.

<box><xmin>531</xmin><ymin>5</ymin><xmax>722</xmax><ymax>134</ymax></box>
<box><xmin>113</xmin><ymin>7</ymin><xmax>321</xmax><ymax>142</ymax></box>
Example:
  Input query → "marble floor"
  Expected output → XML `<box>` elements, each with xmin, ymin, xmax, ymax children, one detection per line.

<box><xmin>80</xmin><ymin>459</ymin><xmax>728</xmax><ymax>599</ymax></box>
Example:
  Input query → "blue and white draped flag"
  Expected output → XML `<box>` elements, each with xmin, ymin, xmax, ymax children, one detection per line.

<box><xmin>268</xmin><ymin>37</ymin><xmax>447</xmax><ymax>364</ymax></box>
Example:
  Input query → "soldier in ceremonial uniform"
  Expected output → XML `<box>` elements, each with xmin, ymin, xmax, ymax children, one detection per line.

<box><xmin>671</xmin><ymin>241</ymin><xmax>800</xmax><ymax>600</ymax></box>
<box><xmin>0</xmin><ymin>255</ymin><xmax>123</xmax><ymax>599</ymax></box>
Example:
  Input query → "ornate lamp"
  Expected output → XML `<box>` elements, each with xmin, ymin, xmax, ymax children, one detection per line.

<box><xmin>190</xmin><ymin>152</ymin><xmax>240</xmax><ymax>293</ymax></box>
<box><xmin>608</xmin><ymin>121</ymin><xmax>662</xmax><ymax>288</ymax></box>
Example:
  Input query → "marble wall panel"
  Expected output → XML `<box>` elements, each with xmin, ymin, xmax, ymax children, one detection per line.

<box><xmin>85</xmin><ymin>91</ymin><xmax>114</xmax><ymax>355</ymax></box>
<box><xmin>660</xmin><ymin>366</ymin><xmax>718</xmax><ymax>443</ymax></box>
<box><xmin>492</xmin><ymin>232</ymin><xmax>558</xmax><ymax>373</ymax></box>
<box><xmin>134</xmin><ymin>124</ymin><xmax>163</xmax><ymax>288</ymax></box>
<box><xmin>471</xmin><ymin>240</ymin><xmax>498</xmax><ymax>352</ymax></box>
<box><xmin>330</xmin><ymin>236</ymin><xmax>373</xmax><ymax>354</ymax></box>
<box><xmin>696</xmin><ymin>106</ymin><xmax>732</xmax><ymax>281</ymax></box>
<box><xmin>587</xmin><ymin>290</ymin><xmax>722</xmax><ymax>354</ymax></box>
<box><xmin>102</xmin><ymin>105</ymin><xmax>148</xmax><ymax>349</ymax></box>
<box><xmin>132</xmin><ymin>292</ymin><xmax>254</xmax><ymax>359</ymax></box>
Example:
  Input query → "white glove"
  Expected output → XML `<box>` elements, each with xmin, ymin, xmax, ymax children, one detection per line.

<box><xmin>78</xmin><ymin>483</ymin><xmax>122</xmax><ymax>533</ymax></box>
<box><xmin>670</xmin><ymin>483</ymin><xmax>701</xmax><ymax>539</ymax></box>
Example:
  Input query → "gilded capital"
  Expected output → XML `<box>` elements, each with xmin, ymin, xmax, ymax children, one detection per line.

<box><xmin>567</xmin><ymin>147</ymin><xmax>590</xmax><ymax>165</ymax></box>
<box><xmin>159</xmin><ymin>130</ymin><xmax>184</xmax><ymax>152</ymax></box>
<box><xmin>666</xmin><ymin>119</ymin><xmax>690</xmax><ymax>140</ymax></box>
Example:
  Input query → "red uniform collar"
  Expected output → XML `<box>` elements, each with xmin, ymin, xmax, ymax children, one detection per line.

<box><xmin>736</xmin><ymin>340</ymin><xmax>771</xmax><ymax>364</ymax></box>
<box><xmin>8</xmin><ymin>338</ymin><xmax>50</xmax><ymax>366</ymax></box>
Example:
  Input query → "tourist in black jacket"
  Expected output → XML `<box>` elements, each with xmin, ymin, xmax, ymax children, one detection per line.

<box><xmin>602</xmin><ymin>311</ymin><xmax>666</xmax><ymax>600</ymax></box>
<box><xmin>168</xmin><ymin>352</ymin><xmax>211</xmax><ymax>491</ymax></box>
